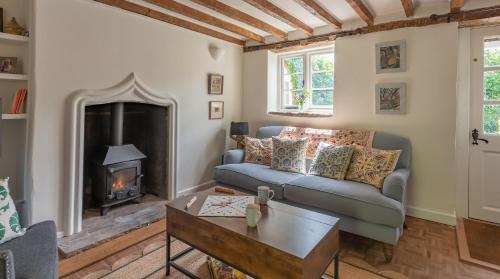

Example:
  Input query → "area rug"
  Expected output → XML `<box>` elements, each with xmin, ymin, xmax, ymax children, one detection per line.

<box><xmin>91</xmin><ymin>239</ymin><xmax>391</xmax><ymax>279</ymax></box>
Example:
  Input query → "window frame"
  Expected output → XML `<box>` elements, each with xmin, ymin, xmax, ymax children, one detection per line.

<box><xmin>482</xmin><ymin>37</ymin><xmax>500</xmax><ymax>135</ymax></box>
<box><xmin>278</xmin><ymin>46</ymin><xmax>335</xmax><ymax>112</ymax></box>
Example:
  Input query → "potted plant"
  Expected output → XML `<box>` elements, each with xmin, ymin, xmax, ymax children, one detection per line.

<box><xmin>294</xmin><ymin>90</ymin><xmax>310</xmax><ymax>111</ymax></box>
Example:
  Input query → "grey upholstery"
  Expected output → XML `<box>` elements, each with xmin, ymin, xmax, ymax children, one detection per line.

<box><xmin>0</xmin><ymin>201</ymin><xmax>58</xmax><ymax>279</ymax></box>
<box><xmin>214</xmin><ymin>163</ymin><xmax>303</xmax><ymax>199</ymax></box>
<box><xmin>214</xmin><ymin>126</ymin><xmax>411</xmax><ymax>245</ymax></box>
<box><xmin>0</xmin><ymin>251</ymin><xmax>14</xmax><ymax>279</ymax></box>
<box><xmin>283</xmin><ymin>175</ymin><xmax>404</xmax><ymax>227</ymax></box>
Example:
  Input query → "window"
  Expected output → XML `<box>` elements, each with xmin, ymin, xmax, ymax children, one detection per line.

<box><xmin>279</xmin><ymin>47</ymin><xmax>334</xmax><ymax>111</ymax></box>
<box><xmin>483</xmin><ymin>37</ymin><xmax>500</xmax><ymax>134</ymax></box>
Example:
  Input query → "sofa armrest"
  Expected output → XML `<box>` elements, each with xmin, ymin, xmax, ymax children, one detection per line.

<box><xmin>382</xmin><ymin>168</ymin><xmax>410</xmax><ymax>203</ymax></box>
<box><xmin>223</xmin><ymin>149</ymin><xmax>245</xmax><ymax>165</ymax></box>
<box><xmin>0</xmin><ymin>250</ymin><xmax>15</xmax><ymax>279</ymax></box>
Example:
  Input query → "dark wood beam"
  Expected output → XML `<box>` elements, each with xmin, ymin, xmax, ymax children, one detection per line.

<box><xmin>144</xmin><ymin>0</ymin><xmax>264</xmax><ymax>42</ymax></box>
<box><xmin>189</xmin><ymin>0</ymin><xmax>287</xmax><ymax>39</ymax></box>
<box><xmin>244</xmin><ymin>5</ymin><xmax>500</xmax><ymax>52</ymax></box>
<box><xmin>242</xmin><ymin>0</ymin><xmax>314</xmax><ymax>35</ymax></box>
<box><xmin>293</xmin><ymin>0</ymin><xmax>342</xmax><ymax>28</ymax></box>
<box><xmin>459</xmin><ymin>16</ymin><xmax>500</xmax><ymax>28</ymax></box>
<box><xmin>94</xmin><ymin>0</ymin><xmax>244</xmax><ymax>45</ymax></box>
<box><xmin>400</xmin><ymin>0</ymin><xmax>414</xmax><ymax>17</ymax></box>
<box><xmin>451</xmin><ymin>0</ymin><xmax>465</xmax><ymax>13</ymax></box>
<box><xmin>345</xmin><ymin>0</ymin><xmax>374</xmax><ymax>25</ymax></box>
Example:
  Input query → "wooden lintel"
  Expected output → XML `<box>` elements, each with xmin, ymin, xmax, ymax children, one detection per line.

<box><xmin>244</xmin><ymin>5</ymin><xmax>500</xmax><ymax>52</ymax></box>
<box><xmin>94</xmin><ymin>0</ymin><xmax>245</xmax><ymax>45</ymax></box>
<box><xmin>459</xmin><ymin>16</ymin><xmax>500</xmax><ymax>28</ymax></box>
<box><xmin>190</xmin><ymin>0</ymin><xmax>287</xmax><ymax>39</ymax></box>
<box><xmin>293</xmin><ymin>0</ymin><xmax>342</xmax><ymax>28</ymax></box>
<box><xmin>144</xmin><ymin>0</ymin><xmax>263</xmax><ymax>42</ymax></box>
<box><xmin>451</xmin><ymin>0</ymin><xmax>465</xmax><ymax>13</ymax></box>
<box><xmin>242</xmin><ymin>0</ymin><xmax>314</xmax><ymax>35</ymax></box>
<box><xmin>345</xmin><ymin>0</ymin><xmax>374</xmax><ymax>25</ymax></box>
<box><xmin>401</xmin><ymin>0</ymin><xmax>414</xmax><ymax>17</ymax></box>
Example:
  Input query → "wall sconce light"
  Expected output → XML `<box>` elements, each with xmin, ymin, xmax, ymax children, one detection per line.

<box><xmin>209</xmin><ymin>44</ymin><xmax>225</xmax><ymax>61</ymax></box>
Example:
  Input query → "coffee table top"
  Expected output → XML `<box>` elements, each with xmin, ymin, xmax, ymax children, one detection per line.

<box><xmin>166</xmin><ymin>187</ymin><xmax>339</xmax><ymax>259</ymax></box>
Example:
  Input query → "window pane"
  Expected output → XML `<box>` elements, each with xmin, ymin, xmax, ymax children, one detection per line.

<box><xmin>484</xmin><ymin>71</ymin><xmax>500</xmax><ymax>100</ymax></box>
<box><xmin>283</xmin><ymin>57</ymin><xmax>303</xmax><ymax>74</ymax></box>
<box><xmin>484</xmin><ymin>105</ymin><xmax>500</xmax><ymax>134</ymax></box>
<box><xmin>283</xmin><ymin>74</ymin><xmax>304</xmax><ymax>91</ymax></box>
<box><xmin>311</xmin><ymin>53</ymin><xmax>334</xmax><ymax>71</ymax></box>
<box><xmin>485</xmin><ymin>39</ymin><xmax>500</xmax><ymax>68</ymax></box>
<box><xmin>312</xmin><ymin>72</ymin><xmax>333</xmax><ymax>88</ymax></box>
<box><xmin>312</xmin><ymin>90</ymin><xmax>333</xmax><ymax>106</ymax></box>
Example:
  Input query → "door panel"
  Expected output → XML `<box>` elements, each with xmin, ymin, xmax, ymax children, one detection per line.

<box><xmin>469</xmin><ymin>26</ymin><xmax>500</xmax><ymax>224</ymax></box>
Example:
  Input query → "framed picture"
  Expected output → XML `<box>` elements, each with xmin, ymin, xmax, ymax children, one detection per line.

<box><xmin>0</xmin><ymin>57</ymin><xmax>17</xmax><ymax>74</ymax></box>
<box><xmin>376</xmin><ymin>40</ymin><xmax>406</xmax><ymax>74</ymax></box>
<box><xmin>209</xmin><ymin>101</ymin><xmax>224</xmax><ymax>120</ymax></box>
<box><xmin>376</xmin><ymin>83</ymin><xmax>406</xmax><ymax>114</ymax></box>
<box><xmin>208</xmin><ymin>74</ymin><xmax>223</xmax><ymax>95</ymax></box>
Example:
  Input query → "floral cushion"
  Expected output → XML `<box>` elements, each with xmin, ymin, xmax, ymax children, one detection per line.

<box><xmin>309</xmin><ymin>143</ymin><xmax>354</xmax><ymax>180</ymax></box>
<box><xmin>345</xmin><ymin>146</ymin><xmax>401</xmax><ymax>189</ymax></box>
<box><xmin>279</xmin><ymin>127</ymin><xmax>374</xmax><ymax>159</ymax></box>
<box><xmin>271</xmin><ymin>137</ymin><xmax>309</xmax><ymax>174</ymax></box>
<box><xmin>244</xmin><ymin>137</ymin><xmax>273</xmax><ymax>166</ymax></box>
<box><xmin>0</xmin><ymin>178</ymin><xmax>25</xmax><ymax>244</ymax></box>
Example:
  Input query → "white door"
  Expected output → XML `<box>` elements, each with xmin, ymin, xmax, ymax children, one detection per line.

<box><xmin>469</xmin><ymin>26</ymin><xmax>500</xmax><ymax>224</ymax></box>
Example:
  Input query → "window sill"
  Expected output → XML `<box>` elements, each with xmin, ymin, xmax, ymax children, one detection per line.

<box><xmin>268</xmin><ymin>111</ymin><xmax>333</xmax><ymax>118</ymax></box>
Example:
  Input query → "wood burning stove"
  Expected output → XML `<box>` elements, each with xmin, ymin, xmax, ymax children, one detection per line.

<box><xmin>91</xmin><ymin>103</ymin><xmax>146</xmax><ymax>216</ymax></box>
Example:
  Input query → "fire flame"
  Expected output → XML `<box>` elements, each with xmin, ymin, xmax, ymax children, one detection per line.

<box><xmin>113</xmin><ymin>179</ymin><xmax>126</xmax><ymax>190</ymax></box>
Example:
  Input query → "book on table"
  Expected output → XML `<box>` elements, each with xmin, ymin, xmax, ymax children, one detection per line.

<box><xmin>207</xmin><ymin>256</ymin><xmax>250</xmax><ymax>279</ymax></box>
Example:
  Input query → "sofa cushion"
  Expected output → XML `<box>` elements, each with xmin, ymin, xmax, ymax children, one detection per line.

<box><xmin>244</xmin><ymin>137</ymin><xmax>273</xmax><ymax>166</ymax></box>
<box><xmin>284</xmin><ymin>175</ymin><xmax>404</xmax><ymax>227</ymax></box>
<box><xmin>309</xmin><ymin>143</ymin><xmax>354</xmax><ymax>180</ymax></box>
<box><xmin>214</xmin><ymin>163</ymin><xmax>304</xmax><ymax>199</ymax></box>
<box><xmin>0</xmin><ymin>178</ymin><xmax>25</xmax><ymax>244</ymax></box>
<box><xmin>271</xmin><ymin>137</ymin><xmax>309</xmax><ymax>174</ymax></box>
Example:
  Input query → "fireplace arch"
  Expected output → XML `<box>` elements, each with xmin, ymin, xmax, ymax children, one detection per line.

<box><xmin>65</xmin><ymin>73</ymin><xmax>178</xmax><ymax>236</ymax></box>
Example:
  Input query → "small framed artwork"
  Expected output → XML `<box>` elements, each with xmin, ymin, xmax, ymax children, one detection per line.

<box><xmin>209</xmin><ymin>101</ymin><xmax>224</xmax><ymax>120</ymax></box>
<box><xmin>376</xmin><ymin>83</ymin><xmax>406</xmax><ymax>114</ymax></box>
<box><xmin>376</xmin><ymin>40</ymin><xmax>406</xmax><ymax>74</ymax></box>
<box><xmin>208</xmin><ymin>74</ymin><xmax>223</xmax><ymax>95</ymax></box>
<box><xmin>0</xmin><ymin>57</ymin><xmax>17</xmax><ymax>74</ymax></box>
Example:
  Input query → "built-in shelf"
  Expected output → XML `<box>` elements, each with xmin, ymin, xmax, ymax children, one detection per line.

<box><xmin>2</xmin><ymin>114</ymin><xmax>27</xmax><ymax>120</ymax></box>
<box><xmin>0</xmin><ymin>73</ymin><xmax>29</xmax><ymax>81</ymax></box>
<box><xmin>0</xmin><ymin>32</ymin><xmax>29</xmax><ymax>44</ymax></box>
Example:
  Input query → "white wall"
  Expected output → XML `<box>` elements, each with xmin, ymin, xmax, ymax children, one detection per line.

<box><xmin>30</xmin><ymin>0</ymin><xmax>243</xmax><ymax>229</ymax></box>
<box><xmin>243</xmin><ymin>24</ymin><xmax>459</xmax><ymax>225</ymax></box>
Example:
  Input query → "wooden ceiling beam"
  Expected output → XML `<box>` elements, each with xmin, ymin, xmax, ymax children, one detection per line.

<box><xmin>143</xmin><ymin>0</ymin><xmax>264</xmax><ymax>42</ymax></box>
<box><xmin>94</xmin><ymin>0</ymin><xmax>245</xmax><ymax>45</ymax></box>
<box><xmin>451</xmin><ymin>0</ymin><xmax>465</xmax><ymax>13</ymax></box>
<box><xmin>242</xmin><ymin>0</ymin><xmax>314</xmax><ymax>35</ymax></box>
<box><xmin>189</xmin><ymin>0</ymin><xmax>287</xmax><ymax>39</ymax></box>
<box><xmin>293</xmin><ymin>0</ymin><xmax>342</xmax><ymax>28</ymax></box>
<box><xmin>244</xmin><ymin>5</ymin><xmax>500</xmax><ymax>52</ymax></box>
<box><xmin>345</xmin><ymin>0</ymin><xmax>374</xmax><ymax>25</ymax></box>
<box><xmin>459</xmin><ymin>16</ymin><xmax>500</xmax><ymax>28</ymax></box>
<box><xmin>400</xmin><ymin>0</ymin><xmax>414</xmax><ymax>17</ymax></box>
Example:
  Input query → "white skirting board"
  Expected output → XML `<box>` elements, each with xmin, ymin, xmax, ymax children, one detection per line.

<box><xmin>406</xmin><ymin>206</ymin><xmax>457</xmax><ymax>226</ymax></box>
<box><xmin>177</xmin><ymin>180</ymin><xmax>216</xmax><ymax>197</ymax></box>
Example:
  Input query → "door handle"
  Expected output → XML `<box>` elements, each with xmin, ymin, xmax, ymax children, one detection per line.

<box><xmin>472</xmin><ymin>129</ymin><xmax>489</xmax><ymax>145</ymax></box>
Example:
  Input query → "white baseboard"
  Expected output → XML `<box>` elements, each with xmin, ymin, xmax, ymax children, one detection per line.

<box><xmin>406</xmin><ymin>206</ymin><xmax>457</xmax><ymax>226</ymax></box>
<box><xmin>177</xmin><ymin>180</ymin><xmax>216</xmax><ymax>197</ymax></box>
<box><xmin>57</xmin><ymin>231</ymin><xmax>64</xmax><ymax>238</ymax></box>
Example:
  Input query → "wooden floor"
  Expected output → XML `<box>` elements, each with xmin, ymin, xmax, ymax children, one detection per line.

<box><xmin>62</xmin><ymin>216</ymin><xmax>500</xmax><ymax>279</ymax></box>
<box><xmin>464</xmin><ymin>219</ymin><xmax>500</xmax><ymax>267</ymax></box>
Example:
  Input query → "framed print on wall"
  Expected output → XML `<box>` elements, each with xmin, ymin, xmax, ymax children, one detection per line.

<box><xmin>376</xmin><ymin>83</ymin><xmax>406</xmax><ymax>114</ymax></box>
<box><xmin>208</xmin><ymin>74</ymin><xmax>224</xmax><ymax>95</ymax></box>
<box><xmin>376</xmin><ymin>40</ymin><xmax>406</xmax><ymax>74</ymax></box>
<box><xmin>209</xmin><ymin>101</ymin><xmax>224</xmax><ymax>120</ymax></box>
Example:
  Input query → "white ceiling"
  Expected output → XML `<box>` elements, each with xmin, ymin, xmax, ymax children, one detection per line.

<box><xmin>133</xmin><ymin>0</ymin><xmax>500</xmax><ymax>42</ymax></box>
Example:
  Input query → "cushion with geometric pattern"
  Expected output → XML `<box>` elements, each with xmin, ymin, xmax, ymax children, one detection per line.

<box><xmin>0</xmin><ymin>178</ymin><xmax>25</xmax><ymax>244</ymax></box>
<box><xmin>309</xmin><ymin>143</ymin><xmax>354</xmax><ymax>180</ymax></box>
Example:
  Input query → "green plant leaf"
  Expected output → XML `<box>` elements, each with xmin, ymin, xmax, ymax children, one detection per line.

<box><xmin>0</xmin><ymin>186</ymin><xmax>8</xmax><ymax>201</ymax></box>
<box><xmin>9</xmin><ymin>212</ymin><xmax>21</xmax><ymax>233</ymax></box>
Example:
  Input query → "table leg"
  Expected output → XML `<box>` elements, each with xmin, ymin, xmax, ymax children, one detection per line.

<box><xmin>334</xmin><ymin>253</ymin><xmax>339</xmax><ymax>279</ymax></box>
<box><xmin>166</xmin><ymin>233</ymin><xmax>171</xmax><ymax>276</ymax></box>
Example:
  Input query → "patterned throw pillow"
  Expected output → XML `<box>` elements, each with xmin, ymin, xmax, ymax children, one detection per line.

<box><xmin>271</xmin><ymin>137</ymin><xmax>309</xmax><ymax>174</ymax></box>
<box><xmin>309</xmin><ymin>143</ymin><xmax>354</xmax><ymax>180</ymax></box>
<box><xmin>345</xmin><ymin>146</ymin><xmax>401</xmax><ymax>189</ymax></box>
<box><xmin>0</xmin><ymin>178</ymin><xmax>25</xmax><ymax>244</ymax></box>
<box><xmin>244</xmin><ymin>137</ymin><xmax>273</xmax><ymax>166</ymax></box>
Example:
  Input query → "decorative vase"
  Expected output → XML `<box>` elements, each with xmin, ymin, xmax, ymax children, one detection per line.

<box><xmin>4</xmin><ymin>18</ymin><xmax>27</xmax><ymax>36</ymax></box>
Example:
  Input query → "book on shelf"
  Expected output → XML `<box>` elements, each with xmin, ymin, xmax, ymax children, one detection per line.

<box><xmin>9</xmin><ymin>88</ymin><xmax>27</xmax><ymax>114</ymax></box>
<box><xmin>207</xmin><ymin>256</ymin><xmax>250</xmax><ymax>279</ymax></box>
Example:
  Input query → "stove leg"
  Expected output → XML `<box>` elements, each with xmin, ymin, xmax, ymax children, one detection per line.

<box><xmin>100</xmin><ymin>207</ymin><xmax>110</xmax><ymax>216</ymax></box>
<box><xmin>166</xmin><ymin>233</ymin><xmax>171</xmax><ymax>276</ymax></box>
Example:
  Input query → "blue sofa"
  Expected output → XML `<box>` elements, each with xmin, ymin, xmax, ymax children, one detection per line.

<box><xmin>214</xmin><ymin>126</ymin><xmax>411</xmax><ymax>260</ymax></box>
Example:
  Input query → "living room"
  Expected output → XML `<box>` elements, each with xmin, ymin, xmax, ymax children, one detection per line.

<box><xmin>0</xmin><ymin>0</ymin><xmax>499</xmax><ymax>278</ymax></box>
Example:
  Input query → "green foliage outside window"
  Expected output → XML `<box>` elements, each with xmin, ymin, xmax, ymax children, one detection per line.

<box><xmin>483</xmin><ymin>47</ymin><xmax>500</xmax><ymax>134</ymax></box>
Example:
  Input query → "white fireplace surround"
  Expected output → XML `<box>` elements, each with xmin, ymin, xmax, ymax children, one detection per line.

<box><xmin>65</xmin><ymin>73</ymin><xmax>178</xmax><ymax>236</ymax></box>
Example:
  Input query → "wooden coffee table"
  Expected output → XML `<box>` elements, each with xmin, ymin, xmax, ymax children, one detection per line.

<box><xmin>166</xmin><ymin>187</ymin><xmax>340</xmax><ymax>279</ymax></box>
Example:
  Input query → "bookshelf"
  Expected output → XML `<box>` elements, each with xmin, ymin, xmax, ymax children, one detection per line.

<box><xmin>0</xmin><ymin>0</ymin><xmax>32</xmax><ymax>204</ymax></box>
